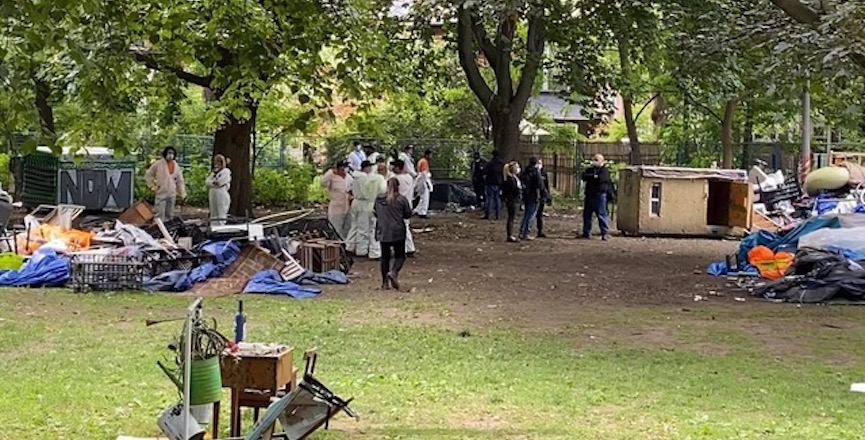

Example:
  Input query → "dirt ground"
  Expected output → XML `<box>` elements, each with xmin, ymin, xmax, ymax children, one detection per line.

<box><xmin>329</xmin><ymin>210</ymin><xmax>742</xmax><ymax>328</ymax></box>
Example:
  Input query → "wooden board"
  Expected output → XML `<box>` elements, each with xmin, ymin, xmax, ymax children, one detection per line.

<box><xmin>727</xmin><ymin>182</ymin><xmax>752</xmax><ymax>229</ymax></box>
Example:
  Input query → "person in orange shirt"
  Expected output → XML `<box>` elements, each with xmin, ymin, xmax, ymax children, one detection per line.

<box><xmin>413</xmin><ymin>149</ymin><xmax>433</xmax><ymax>218</ymax></box>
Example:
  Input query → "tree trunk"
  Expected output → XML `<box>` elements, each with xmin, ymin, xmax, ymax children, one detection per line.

<box><xmin>34</xmin><ymin>79</ymin><xmax>55</xmax><ymax>143</ymax></box>
<box><xmin>622</xmin><ymin>96</ymin><xmax>642</xmax><ymax>165</ymax></box>
<box><xmin>721</xmin><ymin>97</ymin><xmax>738</xmax><ymax>168</ymax></box>
<box><xmin>213</xmin><ymin>105</ymin><xmax>255</xmax><ymax>217</ymax></box>
<box><xmin>490</xmin><ymin>111</ymin><xmax>521</xmax><ymax>162</ymax></box>
<box><xmin>617</xmin><ymin>37</ymin><xmax>642</xmax><ymax>165</ymax></box>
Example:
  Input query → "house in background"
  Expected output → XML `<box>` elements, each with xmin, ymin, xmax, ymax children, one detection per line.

<box><xmin>524</xmin><ymin>50</ymin><xmax>615</xmax><ymax>140</ymax></box>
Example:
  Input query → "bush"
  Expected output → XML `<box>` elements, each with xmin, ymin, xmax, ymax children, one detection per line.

<box><xmin>0</xmin><ymin>153</ymin><xmax>11</xmax><ymax>191</ymax></box>
<box><xmin>253</xmin><ymin>161</ymin><xmax>320</xmax><ymax>207</ymax></box>
<box><xmin>134</xmin><ymin>159</ymin><xmax>324</xmax><ymax>207</ymax></box>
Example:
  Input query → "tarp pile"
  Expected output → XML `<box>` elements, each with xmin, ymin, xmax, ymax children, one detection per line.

<box><xmin>710</xmin><ymin>212</ymin><xmax>865</xmax><ymax>303</ymax></box>
<box><xmin>0</xmin><ymin>203</ymin><xmax>351</xmax><ymax>297</ymax></box>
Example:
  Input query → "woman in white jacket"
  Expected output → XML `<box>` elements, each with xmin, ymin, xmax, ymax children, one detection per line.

<box><xmin>145</xmin><ymin>146</ymin><xmax>187</xmax><ymax>220</ymax></box>
<box><xmin>205</xmin><ymin>154</ymin><xmax>232</xmax><ymax>225</ymax></box>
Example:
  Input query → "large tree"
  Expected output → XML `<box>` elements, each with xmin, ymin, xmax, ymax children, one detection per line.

<box><xmin>4</xmin><ymin>0</ymin><xmax>397</xmax><ymax>215</ymax></box>
<box><xmin>407</xmin><ymin>0</ymin><xmax>547</xmax><ymax>161</ymax></box>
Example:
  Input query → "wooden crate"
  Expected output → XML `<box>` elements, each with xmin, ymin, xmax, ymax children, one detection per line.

<box><xmin>297</xmin><ymin>240</ymin><xmax>341</xmax><ymax>273</ymax></box>
<box><xmin>220</xmin><ymin>348</ymin><xmax>294</xmax><ymax>392</ymax></box>
<box><xmin>118</xmin><ymin>201</ymin><xmax>155</xmax><ymax>226</ymax></box>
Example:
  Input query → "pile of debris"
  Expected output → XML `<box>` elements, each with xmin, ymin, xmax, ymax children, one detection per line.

<box><xmin>0</xmin><ymin>202</ymin><xmax>352</xmax><ymax>296</ymax></box>
<box><xmin>708</xmin><ymin>160</ymin><xmax>865</xmax><ymax>304</ymax></box>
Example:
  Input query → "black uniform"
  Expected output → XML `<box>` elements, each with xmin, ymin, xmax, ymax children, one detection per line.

<box><xmin>536</xmin><ymin>167</ymin><xmax>552</xmax><ymax>236</ymax></box>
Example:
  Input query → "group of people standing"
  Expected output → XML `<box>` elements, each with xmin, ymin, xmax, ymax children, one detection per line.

<box><xmin>321</xmin><ymin>143</ymin><xmax>434</xmax><ymax>290</ymax></box>
<box><xmin>144</xmin><ymin>146</ymin><xmax>233</xmax><ymax>226</ymax></box>
<box><xmin>472</xmin><ymin>151</ymin><xmax>613</xmax><ymax>242</ymax></box>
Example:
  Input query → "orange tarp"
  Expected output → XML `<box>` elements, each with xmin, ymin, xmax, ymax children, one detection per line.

<box><xmin>15</xmin><ymin>225</ymin><xmax>93</xmax><ymax>255</ymax></box>
<box><xmin>747</xmin><ymin>245</ymin><xmax>794</xmax><ymax>280</ymax></box>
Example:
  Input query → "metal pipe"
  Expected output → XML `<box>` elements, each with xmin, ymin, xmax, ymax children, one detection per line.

<box><xmin>182</xmin><ymin>297</ymin><xmax>203</xmax><ymax>440</ymax></box>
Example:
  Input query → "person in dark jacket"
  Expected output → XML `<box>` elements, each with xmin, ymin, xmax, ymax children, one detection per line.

<box><xmin>580</xmin><ymin>153</ymin><xmax>613</xmax><ymax>240</ymax></box>
<box><xmin>502</xmin><ymin>161</ymin><xmax>522</xmax><ymax>242</ymax></box>
<box><xmin>482</xmin><ymin>151</ymin><xmax>505</xmax><ymax>220</ymax></box>
<box><xmin>535</xmin><ymin>159</ymin><xmax>552</xmax><ymax>237</ymax></box>
<box><xmin>374</xmin><ymin>177</ymin><xmax>413</xmax><ymax>290</ymax></box>
<box><xmin>471</xmin><ymin>151</ymin><xmax>487</xmax><ymax>209</ymax></box>
<box><xmin>519</xmin><ymin>157</ymin><xmax>549</xmax><ymax>240</ymax></box>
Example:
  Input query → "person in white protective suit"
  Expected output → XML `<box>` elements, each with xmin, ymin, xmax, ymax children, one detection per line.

<box><xmin>347</xmin><ymin>141</ymin><xmax>367</xmax><ymax>173</ymax></box>
<box><xmin>145</xmin><ymin>146</ymin><xmax>187</xmax><ymax>220</ymax></box>
<box><xmin>345</xmin><ymin>160</ymin><xmax>381</xmax><ymax>257</ymax></box>
<box><xmin>368</xmin><ymin>157</ymin><xmax>392</xmax><ymax>260</ymax></box>
<box><xmin>413</xmin><ymin>149</ymin><xmax>433</xmax><ymax>218</ymax></box>
<box><xmin>393</xmin><ymin>159</ymin><xmax>416</xmax><ymax>255</ymax></box>
<box><xmin>398</xmin><ymin>145</ymin><xmax>417</xmax><ymax>178</ymax></box>
<box><xmin>205</xmin><ymin>154</ymin><xmax>232</xmax><ymax>226</ymax></box>
<box><xmin>321</xmin><ymin>160</ymin><xmax>353</xmax><ymax>240</ymax></box>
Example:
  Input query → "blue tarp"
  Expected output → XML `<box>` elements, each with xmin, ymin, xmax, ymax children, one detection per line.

<box><xmin>711</xmin><ymin>215</ymin><xmax>847</xmax><ymax>277</ymax></box>
<box><xmin>243</xmin><ymin>270</ymin><xmax>321</xmax><ymax>298</ymax></box>
<box><xmin>0</xmin><ymin>249</ymin><xmax>69</xmax><ymax>287</ymax></box>
<box><xmin>143</xmin><ymin>241</ymin><xmax>241</xmax><ymax>292</ymax></box>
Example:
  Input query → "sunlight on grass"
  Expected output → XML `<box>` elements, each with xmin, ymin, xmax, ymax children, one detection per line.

<box><xmin>2</xmin><ymin>291</ymin><xmax>865</xmax><ymax>439</ymax></box>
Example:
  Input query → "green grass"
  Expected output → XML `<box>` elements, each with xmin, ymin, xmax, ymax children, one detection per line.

<box><xmin>2</xmin><ymin>291</ymin><xmax>865</xmax><ymax>439</ymax></box>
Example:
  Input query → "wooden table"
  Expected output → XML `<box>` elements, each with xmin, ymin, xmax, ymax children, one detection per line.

<box><xmin>218</xmin><ymin>345</ymin><xmax>296</xmax><ymax>437</ymax></box>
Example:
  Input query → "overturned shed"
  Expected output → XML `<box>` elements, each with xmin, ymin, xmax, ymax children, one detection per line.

<box><xmin>617</xmin><ymin>166</ymin><xmax>751</xmax><ymax>236</ymax></box>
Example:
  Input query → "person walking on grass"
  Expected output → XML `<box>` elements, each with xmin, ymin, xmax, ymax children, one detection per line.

<box><xmin>375</xmin><ymin>178</ymin><xmax>412</xmax><ymax>290</ymax></box>
<box><xmin>581</xmin><ymin>153</ymin><xmax>613</xmax><ymax>240</ymax></box>
<box><xmin>502</xmin><ymin>161</ymin><xmax>522</xmax><ymax>243</ymax></box>
<box><xmin>535</xmin><ymin>159</ymin><xmax>552</xmax><ymax>238</ymax></box>
<box><xmin>519</xmin><ymin>157</ymin><xmax>548</xmax><ymax>241</ymax></box>
<box><xmin>483</xmin><ymin>150</ymin><xmax>504</xmax><ymax>220</ymax></box>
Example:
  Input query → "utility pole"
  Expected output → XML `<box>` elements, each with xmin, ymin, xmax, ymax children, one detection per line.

<box><xmin>799</xmin><ymin>78</ymin><xmax>812</xmax><ymax>186</ymax></box>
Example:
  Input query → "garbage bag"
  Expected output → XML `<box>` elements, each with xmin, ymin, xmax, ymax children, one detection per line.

<box><xmin>295</xmin><ymin>270</ymin><xmax>349</xmax><ymax>285</ymax></box>
<box><xmin>143</xmin><ymin>270</ymin><xmax>193</xmax><ymax>292</ymax></box>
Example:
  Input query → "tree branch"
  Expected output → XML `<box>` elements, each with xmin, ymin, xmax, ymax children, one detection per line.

<box><xmin>468</xmin><ymin>12</ymin><xmax>500</xmax><ymax>72</ymax></box>
<box><xmin>770</xmin><ymin>0</ymin><xmax>865</xmax><ymax>70</ymax></box>
<box><xmin>513</xmin><ymin>9</ymin><xmax>545</xmax><ymax>114</ymax></box>
<box><xmin>494</xmin><ymin>12</ymin><xmax>516</xmax><ymax>100</ymax></box>
<box><xmin>770</xmin><ymin>0</ymin><xmax>821</xmax><ymax>23</ymax></box>
<box><xmin>133</xmin><ymin>50</ymin><xmax>213</xmax><ymax>88</ymax></box>
<box><xmin>457</xmin><ymin>6</ymin><xmax>494</xmax><ymax>110</ymax></box>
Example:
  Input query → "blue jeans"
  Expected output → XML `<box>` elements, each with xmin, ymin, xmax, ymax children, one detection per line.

<box><xmin>521</xmin><ymin>200</ymin><xmax>539</xmax><ymax>237</ymax></box>
<box><xmin>583</xmin><ymin>193</ymin><xmax>610</xmax><ymax>236</ymax></box>
<box><xmin>485</xmin><ymin>185</ymin><xmax>501</xmax><ymax>218</ymax></box>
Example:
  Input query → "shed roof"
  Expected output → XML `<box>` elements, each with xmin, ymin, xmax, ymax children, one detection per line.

<box><xmin>628</xmin><ymin>166</ymin><xmax>748</xmax><ymax>182</ymax></box>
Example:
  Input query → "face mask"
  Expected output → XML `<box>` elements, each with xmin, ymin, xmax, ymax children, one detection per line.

<box><xmin>515</xmin><ymin>167</ymin><xmax>521</xmax><ymax>175</ymax></box>
<box><xmin>166</xmin><ymin>153</ymin><xmax>175</xmax><ymax>161</ymax></box>
<box><xmin>591</xmin><ymin>160</ymin><xmax>601</xmax><ymax>167</ymax></box>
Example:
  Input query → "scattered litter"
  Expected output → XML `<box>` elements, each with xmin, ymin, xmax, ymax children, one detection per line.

<box><xmin>693</xmin><ymin>295</ymin><xmax>706</xmax><ymax>302</ymax></box>
<box><xmin>734</xmin><ymin>297</ymin><xmax>746</xmax><ymax>302</ymax></box>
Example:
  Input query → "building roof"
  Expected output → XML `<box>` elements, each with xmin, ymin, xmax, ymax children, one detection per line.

<box><xmin>629</xmin><ymin>166</ymin><xmax>748</xmax><ymax>182</ymax></box>
<box><xmin>528</xmin><ymin>92</ymin><xmax>595</xmax><ymax>123</ymax></box>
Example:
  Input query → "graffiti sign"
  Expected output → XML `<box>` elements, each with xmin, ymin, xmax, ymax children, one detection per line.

<box><xmin>58</xmin><ymin>167</ymin><xmax>135</xmax><ymax>210</ymax></box>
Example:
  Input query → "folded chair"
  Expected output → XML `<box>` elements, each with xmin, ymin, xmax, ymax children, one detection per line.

<box><xmin>222</xmin><ymin>350</ymin><xmax>356</xmax><ymax>440</ymax></box>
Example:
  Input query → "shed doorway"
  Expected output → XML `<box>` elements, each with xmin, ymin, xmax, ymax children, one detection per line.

<box><xmin>707</xmin><ymin>180</ymin><xmax>752</xmax><ymax>228</ymax></box>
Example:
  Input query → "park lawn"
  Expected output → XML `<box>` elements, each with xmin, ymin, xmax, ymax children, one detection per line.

<box><xmin>2</xmin><ymin>290</ymin><xmax>865</xmax><ymax>439</ymax></box>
